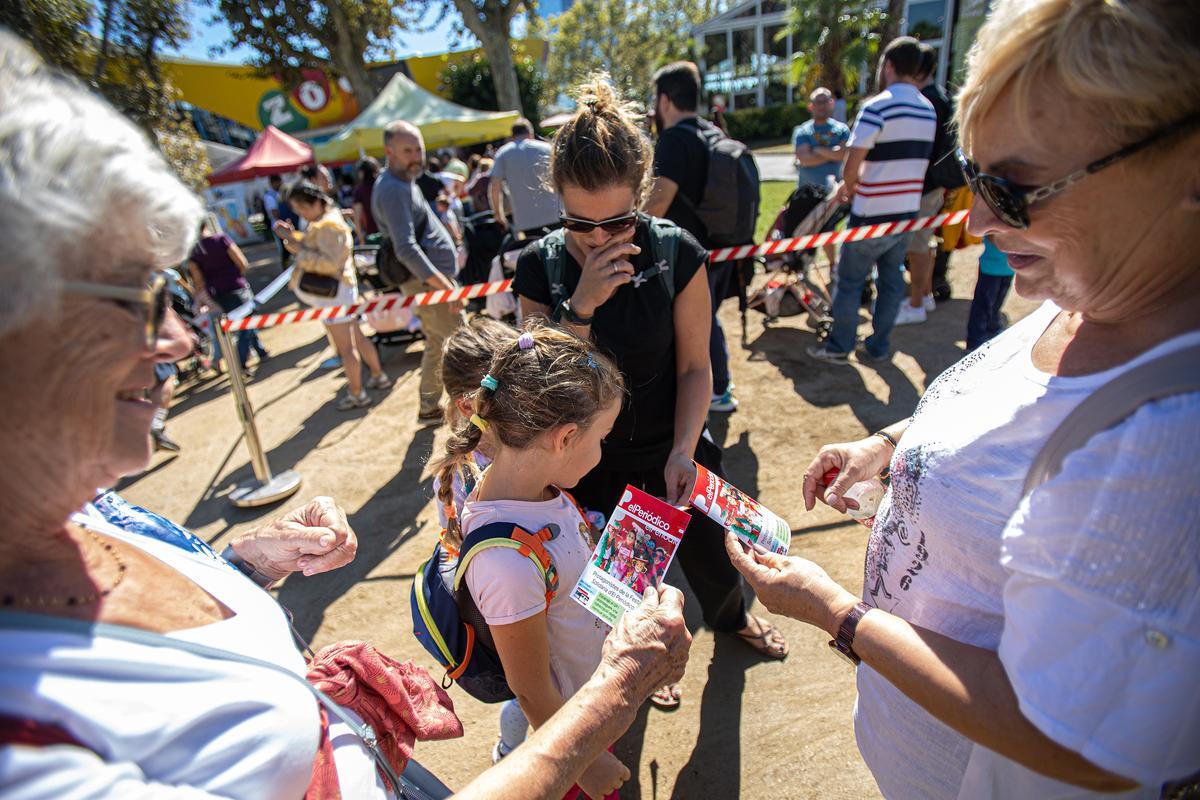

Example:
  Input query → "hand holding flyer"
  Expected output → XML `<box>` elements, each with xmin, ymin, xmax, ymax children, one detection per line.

<box><xmin>571</xmin><ymin>485</ymin><xmax>690</xmax><ymax>626</ymax></box>
<box><xmin>688</xmin><ymin>462</ymin><xmax>791</xmax><ymax>555</ymax></box>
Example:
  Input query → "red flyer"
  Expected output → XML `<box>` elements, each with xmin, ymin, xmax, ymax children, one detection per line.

<box><xmin>688</xmin><ymin>462</ymin><xmax>791</xmax><ymax>555</ymax></box>
<box><xmin>571</xmin><ymin>485</ymin><xmax>691</xmax><ymax>626</ymax></box>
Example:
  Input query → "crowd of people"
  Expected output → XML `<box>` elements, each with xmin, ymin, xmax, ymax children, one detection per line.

<box><xmin>1</xmin><ymin>0</ymin><xmax>1198</xmax><ymax>796</ymax></box>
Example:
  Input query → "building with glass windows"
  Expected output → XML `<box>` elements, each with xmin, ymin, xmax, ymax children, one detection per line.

<box><xmin>692</xmin><ymin>0</ymin><xmax>990</xmax><ymax>111</ymax></box>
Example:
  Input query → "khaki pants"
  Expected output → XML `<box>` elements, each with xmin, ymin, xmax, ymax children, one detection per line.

<box><xmin>401</xmin><ymin>277</ymin><xmax>463</xmax><ymax>414</ymax></box>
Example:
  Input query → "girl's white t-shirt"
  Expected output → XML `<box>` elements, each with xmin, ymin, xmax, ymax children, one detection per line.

<box><xmin>0</xmin><ymin>498</ymin><xmax>388</xmax><ymax>799</ymax></box>
<box><xmin>854</xmin><ymin>302</ymin><xmax>1200</xmax><ymax>799</ymax></box>
<box><xmin>460</xmin><ymin>487</ymin><xmax>609</xmax><ymax>701</ymax></box>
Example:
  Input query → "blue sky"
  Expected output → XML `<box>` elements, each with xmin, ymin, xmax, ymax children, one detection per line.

<box><xmin>164</xmin><ymin>4</ymin><xmax>489</xmax><ymax>64</ymax></box>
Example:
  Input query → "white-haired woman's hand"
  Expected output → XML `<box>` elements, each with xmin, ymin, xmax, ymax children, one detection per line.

<box><xmin>600</xmin><ymin>584</ymin><xmax>692</xmax><ymax>700</ymax></box>
<box><xmin>229</xmin><ymin>496</ymin><xmax>358</xmax><ymax>581</ymax></box>
<box><xmin>801</xmin><ymin>436</ymin><xmax>894</xmax><ymax>514</ymax></box>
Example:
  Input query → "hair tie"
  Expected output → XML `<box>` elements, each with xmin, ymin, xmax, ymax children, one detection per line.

<box><xmin>470</xmin><ymin>414</ymin><xmax>490</xmax><ymax>432</ymax></box>
<box><xmin>517</xmin><ymin>332</ymin><xmax>535</xmax><ymax>350</ymax></box>
<box><xmin>480</xmin><ymin>374</ymin><xmax>499</xmax><ymax>391</ymax></box>
<box><xmin>585</xmin><ymin>352</ymin><xmax>598</xmax><ymax>369</ymax></box>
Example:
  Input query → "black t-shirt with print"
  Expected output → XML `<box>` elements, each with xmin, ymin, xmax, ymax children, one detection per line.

<box><xmin>652</xmin><ymin>117</ymin><xmax>716</xmax><ymax>248</ymax></box>
<box><xmin>513</xmin><ymin>219</ymin><xmax>708</xmax><ymax>468</ymax></box>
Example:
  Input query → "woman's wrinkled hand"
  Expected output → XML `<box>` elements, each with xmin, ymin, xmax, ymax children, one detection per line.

<box><xmin>801</xmin><ymin>437</ymin><xmax>893</xmax><ymax>514</ymax></box>
<box><xmin>600</xmin><ymin>584</ymin><xmax>692</xmax><ymax>703</ymax></box>
<box><xmin>229</xmin><ymin>496</ymin><xmax>358</xmax><ymax>581</ymax></box>
<box><xmin>724</xmin><ymin>532</ymin><xmax>859</xmax><ymax>636</ymax></box>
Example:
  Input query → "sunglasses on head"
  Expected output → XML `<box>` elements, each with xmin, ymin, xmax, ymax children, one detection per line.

<box><xmin>559</xmin><ymin>210</ymin><xmax>639</xmax><ymax>234</ymax></box>
<box><xmin>958</xmin><ymin>112</ymin><xmax>1200</xmax><ymax>229</ymax></box>
<box><xmin>62</xmin><ymin>270</ymin><xmax>171</xmax><ymax>349</ymax></box>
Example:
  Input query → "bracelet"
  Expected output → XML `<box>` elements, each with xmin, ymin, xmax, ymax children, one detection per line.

<box><xmin>872</xmin><ymin>430</ymin><xmax>898</xmax><ymax>450</ymax></box>
<box><xmin>220</xmin><ymin>545</ymin><xmax>277</xmax><ymax>590</ymax></box>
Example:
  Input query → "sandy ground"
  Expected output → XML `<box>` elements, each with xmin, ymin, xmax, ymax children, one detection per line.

<box><xmin>120</xmin><ymin>241</ymin><xmax>1038</xmax><ymax>798</ymax></box>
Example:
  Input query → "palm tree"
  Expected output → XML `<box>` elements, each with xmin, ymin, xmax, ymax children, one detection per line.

<box><xmin>781</xmin><ymin>0</ymin><xmax>886</xmax><ymax>96</ymax></box>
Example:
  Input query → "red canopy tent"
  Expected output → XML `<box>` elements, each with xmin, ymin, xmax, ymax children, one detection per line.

<box><xmin>207</xmin><ymin>125</ymin><xmax>313</xmax><ymax>186</ymax></box>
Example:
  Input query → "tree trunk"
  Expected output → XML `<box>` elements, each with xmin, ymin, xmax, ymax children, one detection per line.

<box><xmin>883</xmin><ymin>0</ymin><xmax>905</xmax><ymax>44</ymax></box>
<box><xmin>450</xmin><ymin>0</ymin><xmax>525</xmax><ymax>116</ymax></box>
<box><xmin>93</xmin><ymin>0</ymin><xmax>116</xmax><ymax>85</ymax></box>
<box><xmin>324</xmin><ymin>0</ymin><xmax>377</xmax><ymax>108</ymax></box>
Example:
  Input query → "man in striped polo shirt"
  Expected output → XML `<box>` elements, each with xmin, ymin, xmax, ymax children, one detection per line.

<box><xmin>808</xmin><ymin>37</ymin><xmax>937</xmax><ymax>365</ymax></box>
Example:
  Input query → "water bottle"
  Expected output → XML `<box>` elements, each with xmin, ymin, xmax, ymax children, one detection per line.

<box><xmin>821</xmin><ymin>468</ymin><xmax>887</xmax><ymax>527</ymax></box>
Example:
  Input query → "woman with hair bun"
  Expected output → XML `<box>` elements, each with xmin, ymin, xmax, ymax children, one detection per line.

<box><xmin>514</xmin><ymin>77</ymin><xmax>789</xmax><ymax>711</ymax></box>
<box><xmin>275</xmin><ymin>181</ymin><xmax>391</xmax><ymax>411</ymax></box>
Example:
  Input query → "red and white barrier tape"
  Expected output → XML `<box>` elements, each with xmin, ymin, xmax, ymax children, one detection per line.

<box><xmin>707</xmin><ymin>208</ymin><xmax>970</xmax><ymax>263</ymax></box>
<box><xmin>224</xmin><ymin>210</ymin><xmax>970</xmax><ymax>330</ymax></box>
<box><xmin>221</xmin><ymin>279</ymin><xmax>512</xmax><ymax>332</ymax></box>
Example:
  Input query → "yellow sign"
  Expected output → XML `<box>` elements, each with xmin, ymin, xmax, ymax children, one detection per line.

<box><xmin>164</xmin><ymin>39</ymin><xmax>547</xmax><ymax>134</ymax></box>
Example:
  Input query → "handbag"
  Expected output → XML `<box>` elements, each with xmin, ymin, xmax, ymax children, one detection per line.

<box><xmin>0</xmin><ymin>610</ymin><xmax>453</xmax><ymax>799</ymax></box>
<box><xmin>298</xmin><ymin>270</ymin><xmax>342</xmax><ymax>298</ymax></box>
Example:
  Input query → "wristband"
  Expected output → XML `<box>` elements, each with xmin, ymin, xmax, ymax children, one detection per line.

<box><xmin>558</xmin><ymin>298</ymin><xmax>594</xmax><ymax>326</ymax></box>
<box><xmin>221</xmin><ymin>545</ymin><xmax>277</xmax><ymax>589</ymax></box>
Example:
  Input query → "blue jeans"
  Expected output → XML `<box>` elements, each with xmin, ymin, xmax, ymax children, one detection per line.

<box><xmin>708</xmin><ymin>260</ymin><xmax>733</xmax><ymax>395</ymax></box>
<box><xmin>827</xmin><ymin>231</ymin><xmax>913</xmax><ymax>356</ymax></box>
<box><xmin>967</xmin><ymin>271</ymin><xmax>1013</xmax><ymax>350</ymax></box>
<box><xmin>214</xmin><ymin>287</ymin><xmax>268</xmax><ymax>367</ymax></box>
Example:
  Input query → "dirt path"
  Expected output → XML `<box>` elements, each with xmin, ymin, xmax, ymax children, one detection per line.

<box><xmin>121</xmin><ymin>242</ymin><xmax>1037</xmax><ymax>798</ymax></box>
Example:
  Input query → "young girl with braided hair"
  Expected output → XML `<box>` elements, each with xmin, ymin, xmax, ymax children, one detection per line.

<box><xmin>431</xmin><ymin>319</ymin><xmax>629</xmax><ymax>800</ymax></box>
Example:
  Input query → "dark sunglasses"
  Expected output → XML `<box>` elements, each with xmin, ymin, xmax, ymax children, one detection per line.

<box><xmin>62</xmin><ymin>270</ymin><xmax>171</xmax><ymax>349</ymax></box>
<box><xmin>559</xmin><ymin>210</ymin><xmax>639</xmax><ymax>234</ymax></box>
<box><xmin>958</xmin><ymin>112</ymin><xmax>1200</xmax><ymax>229</ymax></box>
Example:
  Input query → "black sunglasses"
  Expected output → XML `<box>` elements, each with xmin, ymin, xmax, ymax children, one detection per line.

<box><xmin>62</xmin><ymin>270</ymin><xmax>171</xmax><ymax>349</ymax></box>
<box><xmin>958</xmin><ymin>112</ymin><xmax>1200</xmax><ymax>229</ymax></box>
<box><xmin>559</xmin><ymin>210</ymin><xmax>639</xmax><ymax>234</ymax></box>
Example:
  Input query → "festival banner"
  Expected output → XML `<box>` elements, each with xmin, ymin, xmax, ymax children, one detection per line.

<box><xmin>688</xmin><ymin>463</ymin><xmax>791</xmax><ymax>555</ymax></box>
<box><xmin>572</xmin><ymin>486</ymin><xmax>690</xmax><ymax>626</ymax></box>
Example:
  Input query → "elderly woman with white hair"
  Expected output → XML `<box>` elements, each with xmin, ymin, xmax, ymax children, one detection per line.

<box><xmin>0</xmin><ymin>31</ymin><xmax>692</xmax><ymax>800</ymax></box>
<box><xmin>726</xmin><ymin>1</ymin><xmax>1200</xmax><ymax>798</ymax></box>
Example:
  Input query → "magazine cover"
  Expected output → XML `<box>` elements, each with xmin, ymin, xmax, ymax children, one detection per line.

<box><xmin>688</xmin><ymin>462</ymin><xmax>791</xmax><ymax>555</ymax></box>
<box><xmin>571</xmin><ymin>485</ymin><xmax>691</xmax><ymax>626</ymax></box>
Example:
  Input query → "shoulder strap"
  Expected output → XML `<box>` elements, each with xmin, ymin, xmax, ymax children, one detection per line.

<box><xmin>0</xmin><ymin>610</ymin><xmax>403</xmax><ymax>794</ymax></box>
<box><xmin>646</xmin><ymin>217</ymin><xmax>682</xmax><ymax>302</ymax></box>
<box><xmin>1023</xmin><ymin>343</ymin><xmax>1200</xmax><ymax>496</ymax></box>
<box><xmin>536</xmin><ymin>229</ymin><xmax>570</xmax><ymax>317</ymax></box>
<box><xmin>454</xmin><ymin>521</ymin><xmax>559</xmax><ymax>605</ymax></box>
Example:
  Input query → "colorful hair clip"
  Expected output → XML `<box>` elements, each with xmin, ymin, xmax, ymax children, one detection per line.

<box><xmin>470</xmin><ymin>413</ymin><xmax>490</xmax><ymax>432</ymax></box>
<box><xmin>517</xmin><ymin>331</ymin><xmax>535</xmax><ymax>350</ymax></box>
<box><xmin>586</xmin><ymin>352</ymin><xmax>598</xmax><ymax>369</ymax></box>
<box><xmin>480</xmin><ymin>374</ymin><xmax>500</xmax><ymax>391</ymax></box>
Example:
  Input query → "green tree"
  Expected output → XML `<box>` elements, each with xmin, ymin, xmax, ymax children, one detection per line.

<box><xmin>420</xmin><ymin>0</ymin><xmax>530</xmax><ymax>116</ymax></box>
<box><xmin>2</xmin><ymin>0</ymin><xmax>211</xmax><ymax>191</ymax></box>
<box><xmin>546</xmin><ymin>0</ymin><xmax>713</xmax><ymax>102</ymax></box>
<box><xmin>783</xmin><ymin>0</ymin><xmax>886</xmax><ymax>97</ymax></box>
<box><xmin>211</xmin><ymin>0</ymin><xmax>406</xmax><ymax>108</ymax></box>
<box><xmin>439</xmin><ymin>52</ymin><xmax>544</xmax><ymax>122</ymax></box>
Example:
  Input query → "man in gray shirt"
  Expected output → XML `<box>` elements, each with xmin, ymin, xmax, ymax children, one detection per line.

<box><xmin>372</xmin><ymin>120</ymin><xmax>463</xmax><ymax>425</ymax></box>
<box><xmin>489</xmin><ymin>118</ymin><xmax>561</xmax><ymax>239</ymax></box>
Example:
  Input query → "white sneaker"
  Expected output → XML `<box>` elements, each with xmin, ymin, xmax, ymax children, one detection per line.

<box><xmin>923</xmin><ymin>294</ymin><xmax>936</xmax><ymax>312</ymax></box>
<box><xmin>893</xmin><ymin>303</ymin><xmax>927</xmax><ymax>326</ymax></box>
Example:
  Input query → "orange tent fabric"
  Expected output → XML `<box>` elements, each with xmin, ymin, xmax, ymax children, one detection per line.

<box><xmin>207</xmin><ymin>125</ymin><xmax>313</xmax><ymax>186</ymax></box>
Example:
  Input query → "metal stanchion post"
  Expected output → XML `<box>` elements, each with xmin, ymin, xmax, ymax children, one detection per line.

<box><xmin>216</xmin><ymin>320</ymin><xmax>302</xmax><ymax>508</ymax></box>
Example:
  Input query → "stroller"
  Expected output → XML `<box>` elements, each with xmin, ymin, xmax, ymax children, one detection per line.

<box><xmin>746</xmin><ymin>183</ymin><xmax>849</xmax><ymax>341</ymax></box>
<box><xmin>352</xmin><ymin>238</ymin><xmax>426</xmax><ymax>349</ymax></box>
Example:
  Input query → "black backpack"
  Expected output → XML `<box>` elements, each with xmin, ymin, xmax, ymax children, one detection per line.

<box><xmin>678</xmin><ymin>123</ymin><xmax>761</xmax><ymax>246</ymax></box>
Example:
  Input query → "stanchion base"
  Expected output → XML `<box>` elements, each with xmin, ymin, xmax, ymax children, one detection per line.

<box><xmin>229</xmin><ymin>470</ymin><xmax>303</xmax><ymax>508</ymax></box>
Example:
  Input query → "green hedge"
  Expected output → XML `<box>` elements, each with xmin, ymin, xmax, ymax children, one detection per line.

<box><xmin>724</xmin><ymin>104</ymin><xmax>811</xmax><ymax>143</ymax></box>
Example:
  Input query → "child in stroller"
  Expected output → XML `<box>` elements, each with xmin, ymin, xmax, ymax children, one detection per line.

<box><xmin>746</xmin><ymin>183</ymin><xmax>849</xmax><ymax>341</ymax></box>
